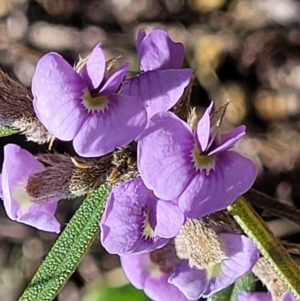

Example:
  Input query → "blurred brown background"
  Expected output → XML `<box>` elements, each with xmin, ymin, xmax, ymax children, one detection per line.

<box><xmin>1</xmin><ymin>0</ymin><xmax>300</xmax><ymax>300</ymax></box>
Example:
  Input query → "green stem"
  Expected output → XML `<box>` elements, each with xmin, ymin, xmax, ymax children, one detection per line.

<box><xmin>228</xmin><ymin>197</ymin><xmax>300</xmax><ymax>300</ymax></box>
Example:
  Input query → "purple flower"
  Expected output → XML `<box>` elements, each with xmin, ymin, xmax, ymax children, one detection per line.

<box><xmin>169</xmin><ymin>233</ymin><xmax>259</xmax><ymax>299</ymax></box>
<box><xmin>0</xmin><ymin>144</ymin><xmax>60</xmax><ymax>233</ymax></box>
<box><xmin>121</xmin><ymin>29</ymin><xmax>192</xmax><ymax>119</ymax></box>
<box><xmin>121</xmin><ymin>247</ymin><xmax>190</xmax><ymax>301</ymax></box>
<box><xmin>238</xmin><ymin>291</ymin><xmax>296</xmax><ymax>301</ymax></box>
<box><xmin>100</xmin><ymin>178</ymin><xmax>184</xmax><ymax>255</ymax></box>
<box><xmin>32</xmin><ymin>43</ymin><xmax>147</xmax><ymax>157</ymax></box>
<box><xmin>138</xmin><ymin>103</ymin><xmax>257</xmax><ymax>218</ymax></box>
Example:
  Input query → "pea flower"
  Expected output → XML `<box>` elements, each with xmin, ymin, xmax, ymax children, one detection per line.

<box><xmin>169</xmin><ymin>233</ymin><xmax>259</xmax><ymax>299</ymax></box>
<box><xmin>121</xmin><ymin>244</ymin><xmax>190</xmax><ymax>301</ymax></box>
<box><xmin>0</xmin><ymin>144</ymin><xmax>60</xmax><ymax>233</ymax></box>
<box><xmin>238</xmin><ymin>291</ymin><xmax>296</xmax><ymax>301</ymax></box>
<box><xmin>138</xmin><ymin>103</ymin><xmax>257</xmax><ymax>218</ymax></box>
<box><xmin>121</xmin><ymin>233</ymin><xmax>258</xmax><ymax>301</ymax></box>
<box><xmin>32</xmin><ymin>43</ymin><xmax>147</xmax><ymax>157</ymax></box>
<box><xmin>121</xmin><ymin>29</ymin><xmax>192</xmax><ymax>119</ymax></box>
<box><xmin>100</xmin><ymin>178</ymin><xmax>184</xmax><ymax>255</ymax></box>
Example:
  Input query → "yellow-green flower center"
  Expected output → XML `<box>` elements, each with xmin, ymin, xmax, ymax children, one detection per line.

<box><xmin>142</xmin><ymin>205</ymin><xmax>156</xmax><ymax>239</ymax></box>
<box><xmin>206</xmin><ymin>262</ymin><xmax>223</xmax><ymax>279</ymax></box>
<box><xmin>82</xmin><ymin>89</ymin><xmax>109</xmax><ymax>112</ymax></box>
<box><xmin>12</xmin><ymin>184</ymin><xmax>32</xmax><ymax>214</ymax></box>
<box><xmin>191</xmin><ymin>144</ymin><xmax>216</xmax><ymax>174</ymax></box>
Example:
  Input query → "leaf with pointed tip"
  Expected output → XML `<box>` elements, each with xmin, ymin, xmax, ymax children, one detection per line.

<box><xmin>18</xmin><ymin>185</ymin><xmax>109</xmax><ymax>301</ymax></box>
<box><xmin>0</xmin><ymin>125</ymin><xmax>18</xmax><ymax>137</ymax></box>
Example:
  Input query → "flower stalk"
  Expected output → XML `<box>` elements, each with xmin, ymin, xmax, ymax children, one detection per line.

<box><xmin>227</xmin><ymin>196</ymin><xmax>300</xmax><ymax>299</ymax></box>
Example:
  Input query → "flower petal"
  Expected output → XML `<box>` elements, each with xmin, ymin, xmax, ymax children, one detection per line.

<box><xmin>195</xmin><ymin>102</ymin><xmax>214</xmax><ymax>152</ymax></box>
<box><xmin>138</xmin><ymin>112</ymin><xmax>195</xmax><ymax>200</ymax></box>
<box><xmin>238</xmin><ymin>292</ymin><xmax>271</xmax><ymax>301</ymax></box>
<box><xmin>81</xmin><ymin>43</ymin><xmax>106</xmax><ymax>90</ymax></box>
<box><xmin>179</xmin><ymin>151</ymin><xmax>257</xmax><ymax>218</ymax></box>
<box><xmin>282</xmin><ymin>291</ymin><xmax>297</xmax><ymax>301</ymax></box>
<box><xmin>145</xmin><ymin>272</ymin><xmax>190</xmax><ymax>301</ymax></box>
<box><xmin>121</xmin><ymin>253</ymin><xmax>151</xmax><ymax>289</ymax></box>
<box><xmin>137</xmin><ymin>29</ymin><xmax>185</xmax><ymax>71</ymax></box>
<box><xmin>208</xmin><ymin>125</ymin><xmax>246</xmax><ymax>155</ymax></box>
<box><xmin>32</xmin><ymin>52</ymin><xmax>87</xmax><ymax>140</ymax></box>
<box><xmin>100</xmin><ymin>62</ymin><xmax>129</xmax><ymax>95</ymax></box>
<box><xmin>100</xmin><ymin>179</ymin><xmax>168</xmax><ymax>255</ymax></box>
<box><xmin>168</xmin><ymin>260</ymin><xmax>207</xmax><ymax>300</ymax></box>
<box><xmin>1</xmin><ymin>144</ymin><xmax>60</xmax><ymax>232</ymax></box>
<box><xmin>202</xmin><ymin>233</ymin><xmax>259</xmax><ymax>298</ymax></box>
<box><xmin>121</xmin><ymin>69</ymin><xmax>192</xmax><ymax>119</ymax></box>
<box><xmin>122</xmin><ymin>252</ymin><xmax>189</xmax><ymax>301</ymax></box>
<box><xmin>18</xmin><ymin>208</ymin><xmax>60</xmax><ymax>233</ymax></box>
<box><xmin>152</xmin><ymin>199</ymin><xmax>185</xmax><ymax>238</ymax></box>
<box><xmin>136</xmin><ymin>29</ymin><xmax>146</xmax><ymax>49</ymax></box>
<box><xmin>73</xmin><ymin>94</ymin><xmax>147</xmax><ymax>157</ymax></box>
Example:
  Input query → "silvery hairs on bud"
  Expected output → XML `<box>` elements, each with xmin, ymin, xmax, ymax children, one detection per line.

<box><xmin>26</xmin><ymin>153</ymin><xmax>114</xmax><ymax>203</ymax></box>
<box><xmin>26</xmin><ymin>146</ymin><xmax>138</xmax><ymax>204</ymax></box>
<box><xmin>0</xmin><ymin>71</ymin><xmax>51</xmax><ymax>143</ymax></box>
<box><xmin>175</xmin><ymin>218</ymin><xmax>227</xmax><ymax>270</ymax></box>
<box><xmin>252</xmin><ymin>257</ymin><xmax>289</xmax><ymax>301</ymax></box>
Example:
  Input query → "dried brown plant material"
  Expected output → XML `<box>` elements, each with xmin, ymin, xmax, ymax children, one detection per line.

<box><xmin>26</xmin><ymin>145</ymin><xmax>139</xmax><ymax>203</ymax></box>
<box><xmin>174</xmin><ymin>218</ymin><xmax>227</xmax><ymax>269</ymax></box>
<box><xmin>0</xmin><ymin>70</ymin><xmax>51</xmax><ymax>143</ymax></box>
<box><xmin>252</xmin><ymin>257</ymin><xmax>289</xmax><ymax>301</ymax></box>
<box><xmin>171</xmin><ymin>74</ymin><xmax>194</xmax><ymax>121</ymax></box>
<box><xmin>26</xmin><ymin>154</ymin><xmax>114</xmax><ymax>203</ymax></box>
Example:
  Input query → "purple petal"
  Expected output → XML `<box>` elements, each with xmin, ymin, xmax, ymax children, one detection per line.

<box><xmin>138</xmin><ymin>112</ymin><xmax>195</xmax><ymax>200</ymax></box>
<box><xmin>152</xmin><ymin>199</ymin><xmax>185</xmax><ymax>238</ymax></box>
<box><xmin>137</xmin><ymin>29</ymin><xmax>185</xmax><ymax>71</ymax></box>
<box><xmin>100</xmin><ymin>62</ymin><xmax>129</xmax><ymax>95</ymax></box>
<box><xmin>121</xmin><ymin>69</ymin><xmax>192</xmax><ymax>119</ymax></box>
<box><xmin>208</xmin><ymin>125</ymin><xmax>246</xmax><ymax>155</ymax></box>
<box><xmin>136</xmin><ymin>29</ymin><xmax>146</xmax><ymax>49</ymax></box>
<box><xmin>32</xmin><ymin>52</ymin><xmax>87</xmax><ymax>141</ymax></box>
<box><xmin>238</xmin><ymin>292</ymin><xmax>271</xmax><ymax>301</ymax></box>
<box><xmin>18</xmin><ymin>208</ymin><xmax>60</xmax><ymax>233</ymax></box>
<box><xmin>100</xmin><ymin>179</ymin><xmax>168</xmax><ymax>255</ymax></box>
<box><xmin>81</xmin><ymin>43</ymin><xmax>106</xmax><ymax>90</ymax></box>
<box><xmin>0</xmin><ymin>175</ymin><xmax>3</xmax><ymax>199</ymax></box>
<box><xmin>121</xmin><ymin>253</ymin><xmax>151</xmax><ymax>289</ymax></box>
<box><xmin>1</xmin><ymin>144</ymin><xmax>60</xmax><ymax>233</ymax></box>
<box><xmin>121</xmin><ymin>253</ymin><xmax>189</xmax><ymax>301</ymax></box>
<box><xmin>195</xmin><ymin>102</ymin><xmax>214</xmax><ymax>152</ymax></box>
<box><xmin>145</xmin><ymin>272</ymin><xmax>190</xmax><ymax>301</ymax></box>
<box><xmin>202</xmin><ymin>233</ymin><xmax>259</xmax><ymax>298</ymax></box>
<box><xmin>282</xmin><ymin>291</ymin><xmax>297</xmax><ymax>301</ymax></box>
<box><xmin>73</xmin><ymin>94</ymin><xmax>147</xmax><ymax>157</ymax></box>
<box><xmin>179</xmin><ymin>151</ymin><xmax>257</xmax><ymax>218</ymax></box>
<box><xmin>169</xmin><ymin>260</ymin><xmax>207</xmax><ymax>300</ymax></box>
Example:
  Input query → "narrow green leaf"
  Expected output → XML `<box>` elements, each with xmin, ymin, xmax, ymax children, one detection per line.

<box><xmin>207</xmin><ymin>273</ymin><xmax>255</xmax><ymax>301</ymax></box>
<box><xmin>228</xmin><ymin>197</ymin><xmax>300</xmax><ymax>299</ymax></box>
<box><xmin>18</xmin><ymin>185</ymin><xmax>109</xmax><ymax>301</ymax></box>
<box><xmin>0</xmin><ymin>125</ymin><xmax>18</xmax><ymax>137</ymax></box>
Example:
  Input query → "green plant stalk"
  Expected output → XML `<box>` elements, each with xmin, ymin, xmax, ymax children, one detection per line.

<box><xmin>228</xmin><ymin>197</ymin><xmax>300</xmax><ymax>300</ymax></box>
<box><xmin>18</xmin><ymin>185</ymin><xmax>109</xmax><ymax>301</ymax></box>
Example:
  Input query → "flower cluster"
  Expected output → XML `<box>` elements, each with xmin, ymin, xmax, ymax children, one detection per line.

<box><xmin>0</xmin><ymin>28</ymin><xmax>260</xmax><ymax>300</ymax></box>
